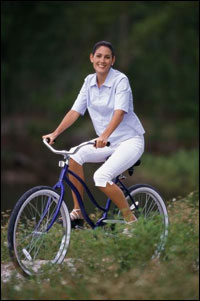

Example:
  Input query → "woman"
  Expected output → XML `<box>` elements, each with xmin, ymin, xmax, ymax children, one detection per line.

<box><xmin>43</xmin><ymin>41</ymin><xmax>145</xmax><ymax>227</ymax></box>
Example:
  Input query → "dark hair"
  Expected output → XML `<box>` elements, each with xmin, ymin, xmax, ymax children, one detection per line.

<box><xmin>92</xmin><ymin>41</ymin><xmax>115</xmax><ymax>57</ymax></box>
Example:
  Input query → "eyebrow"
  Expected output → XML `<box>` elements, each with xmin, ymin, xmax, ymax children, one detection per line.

<box><xmin>96</xmin><ymin>52</ymin><xmax>111</xmax><ymax>56</ymax></box>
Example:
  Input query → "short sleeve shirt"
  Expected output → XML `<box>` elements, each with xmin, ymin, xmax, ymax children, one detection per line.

<box><xmin>71</xmin><ymin>68</ymin><xmax>145</xmax><ymax>145</ymax></box>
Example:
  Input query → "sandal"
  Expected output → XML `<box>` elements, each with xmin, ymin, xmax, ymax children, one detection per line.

<box><xmin>70</xmin><ymin>209</ymin><xmax>83</xmax><ymax>220</ymax></box>
<box><xmin>122</xmin><ymin>218</ymin><xmax>138</xmax><ymax>237</ymax></box>
<box><xmin>70</xmin><ymin>209</ymin><xmax>84</xmax><ymax>229</ymax></box>
<box><xmin>56</xmin><ymin>209</ymin><xmax>84</xmax><ymax>227</ymax></box>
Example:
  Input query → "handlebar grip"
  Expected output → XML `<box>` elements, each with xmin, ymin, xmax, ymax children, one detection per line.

<box><xmin>94</xmin><ymin>140</ymin><xmax>110</xmax><ymax>147</ymax></box>
<box><xmin>46</xmin><ymin>138</ymin><xmax>56</xmax><ymax>144</ymax></box>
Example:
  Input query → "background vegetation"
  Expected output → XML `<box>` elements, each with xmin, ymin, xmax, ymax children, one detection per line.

<box><xmin>2</xmin><ymin>1</ymin><xmax>198</xmax><ymax>146</ymax></box>
<box><xmin>1</xmin><ymin>191</ymin><xmax>199</xmax><ymax>300</ymax></box>
<box><xmin>1</xmin><ymin>1</ymin><xmax>199</xmax><ymax>299</ymax></box>
<box><xmin>1</xmin><ymin>1</ymin><xmax>199</xmax><ymax>211</ymax></box>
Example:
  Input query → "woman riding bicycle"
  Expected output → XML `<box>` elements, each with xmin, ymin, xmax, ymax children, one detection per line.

<box><xmin>43</xmin><ymin>41</ymin><xmax>145</xmax><ymax>226</ymax></box>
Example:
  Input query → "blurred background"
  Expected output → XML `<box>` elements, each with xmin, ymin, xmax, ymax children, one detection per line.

<box><xmin>1</xmin><ymin>1</ymin><xmax>199</xmax><ymax>213</ymax></box>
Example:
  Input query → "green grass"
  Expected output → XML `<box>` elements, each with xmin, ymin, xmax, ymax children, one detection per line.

<box><xmin>1</xmin><ymin>191</ymin><xmax>199</xmax><ymax>300</ymax></box>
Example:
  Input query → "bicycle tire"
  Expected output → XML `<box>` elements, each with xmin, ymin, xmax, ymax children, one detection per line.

<box><xmin>114</xmin><ymin>184</ymin><xmax>169</xmax><ymax>257</ymax></box>
<box><xmin>126</xmin><ymin>184</ymin><xmax>169</xmax><ymax>254</ymax></box>
<box><xmin>7</xmin><ymin>186</ymin><xmax>71</xmax><ymax>276</ymax></box>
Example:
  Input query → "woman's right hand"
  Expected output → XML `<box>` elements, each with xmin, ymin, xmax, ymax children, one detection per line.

<box><xmin>42</xmin><ymin>133</ymin><xmax>57</xmax><ymax>145</ymax></box>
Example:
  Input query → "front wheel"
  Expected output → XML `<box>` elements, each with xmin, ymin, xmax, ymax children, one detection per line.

<box><xmin>7</xmin><ymin>186</ymin><xmax>71</xmax><ymax>276</ymax></box>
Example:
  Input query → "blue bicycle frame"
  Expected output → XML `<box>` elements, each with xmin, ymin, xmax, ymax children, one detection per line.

<box><xmin>43</xmin><ymin>162</ymin><xmax>138</xmax><ymax>232</ymax></box>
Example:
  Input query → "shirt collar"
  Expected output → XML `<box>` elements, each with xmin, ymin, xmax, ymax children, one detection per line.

<box><xmin>89</xmin><ymin>68</ymin><xmax>115</xmax><ymax>88</ymax></box>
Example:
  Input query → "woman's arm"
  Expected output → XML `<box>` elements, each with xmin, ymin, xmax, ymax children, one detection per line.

<box><xmin>42</xmin><ymin>110</ymin><xmax>80</xmax><ymax>144</ymax></box>
<box><xmin>95</xmin><ymin>109</ymin><xmax>125</xmax><ymax>148</ymax></box>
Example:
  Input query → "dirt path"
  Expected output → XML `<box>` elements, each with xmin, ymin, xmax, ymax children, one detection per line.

<box><xmin>1</xmin><ymin>259</ymin><xmax>76</xmax><ymax>283</ymax></box>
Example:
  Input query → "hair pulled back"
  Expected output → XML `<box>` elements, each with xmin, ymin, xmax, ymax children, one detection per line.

<box><xmin>92</xmin><ymin>41</ymin><xmax>115</xmax><ymax>57</ymax></box>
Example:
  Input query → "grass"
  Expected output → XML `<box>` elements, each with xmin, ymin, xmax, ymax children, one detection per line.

<box><xmin>1</xmin><ymin>191</ymin><xmax>199</xmax><ymax>300</ymax></box>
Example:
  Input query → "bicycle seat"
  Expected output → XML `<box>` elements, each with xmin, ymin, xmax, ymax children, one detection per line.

<box><xmin>127</xmin><ymin>159</ymin><xmax>141</xmax><ymax>176</ymax></box>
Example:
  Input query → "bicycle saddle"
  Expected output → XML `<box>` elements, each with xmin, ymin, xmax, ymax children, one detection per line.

<box><xmin>128</xmin><ymin>159</ymin><xmax>141</xmax><ymax>176</ymax></box>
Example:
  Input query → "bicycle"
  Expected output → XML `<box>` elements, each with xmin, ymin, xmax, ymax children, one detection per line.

<box><xmin>7</xmin><ymin>139</ymin><xmax>169</xmax><ymax>276</ymax></box>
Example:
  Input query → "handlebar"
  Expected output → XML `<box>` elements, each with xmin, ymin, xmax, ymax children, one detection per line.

<box><xmin>43</xmin><ymin>138</ymin><xmax>110</xmax><ymax>159</ymax></box>
<box><xmin>94</xmin><ymin>140</ymin><xmax>110</xmax><ymax>147</ymax></box>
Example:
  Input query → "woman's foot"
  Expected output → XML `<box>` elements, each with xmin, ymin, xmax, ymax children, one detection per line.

<box><xmin>70</xmin><ymin>209</ymin><xmax>84</xmax><ymax>229</ymax></box>
<box><xmin>57</xmin><ymin>209</ymin><xmax>84</xmax><ymax>228</ymax></box>
<box><xmin>122</xmin><ymin>218</ymin><xmax>138</xmax><ymax>237</ymax></box>
<box><xmin>70</xmin><ymin>209</ymin><xmax>83</xmax><ymax>220</ymax></box>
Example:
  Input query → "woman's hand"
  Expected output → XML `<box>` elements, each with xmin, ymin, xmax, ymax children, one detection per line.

<box><xmin>94</xmin><ymin>110</ymin><xmax>124</xmax><ymax>148</ymax></box>
<box><xmin>42</xmin><ymin>133</ymin><xmax>57</xmax><ymax>145</ymax></box>
<box><xmin>94</xmin><ymin>136</ymin><xmax>108</xmax><ymax>148</ymax></box>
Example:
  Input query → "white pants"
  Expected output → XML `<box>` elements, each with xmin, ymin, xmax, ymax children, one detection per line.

<box><xmin>69</xmin><ymin>136</ymin><xmax>144</xmax><ymax>187</ymax></box>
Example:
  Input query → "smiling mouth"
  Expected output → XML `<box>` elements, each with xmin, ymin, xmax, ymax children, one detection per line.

<box><xmin>97</xmin><ymin>64</ymin><xmax>107</xmax><ymax>68</ymax></box>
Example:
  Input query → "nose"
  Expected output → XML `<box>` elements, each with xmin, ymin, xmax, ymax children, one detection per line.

<box><xmin>100</xmin><ymin>57</ymin><xmax>105</xmax><ymax>63</ymax></box>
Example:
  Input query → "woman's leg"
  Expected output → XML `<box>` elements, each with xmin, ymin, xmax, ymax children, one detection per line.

<box><xmin>99</xmin><ymin>183</ymin><xmax>136</xmax><ymax>222</ymax></box>
<box><xmin>69</xmin><ymin>158</ymin><xmax>135</xmax><ymax>222</ymax></box>
<box><xmin>69</xmin><ymin>158</ymin><xmax>135</xmax><ymax>221</ymax></box>
<box><xmin>94</xmin><ymin>136</ymin><xmax>144</xmax><ymax>222</ymax></box>
<box><xmin>68</xmin><ymin>141</ymin><xmax>114</xmax><ymax>216</ymax></box>
<box><xmin>68</xmin><ymin>158</ymin><xmax>84</xmax><ymax>217</ymax></box>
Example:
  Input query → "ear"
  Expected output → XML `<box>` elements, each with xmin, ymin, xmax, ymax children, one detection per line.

<box><xmin>90</xmin><ymin>53</ymin><xmax>94</xmax><ymax>63</ymax></box>
<box><xmin>112</xmin><ymin>56</ymin><xmax>116</xmax><ymax>66</ymax></box>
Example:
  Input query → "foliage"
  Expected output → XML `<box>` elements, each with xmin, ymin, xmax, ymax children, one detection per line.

<box><xmin>1</xmin><ymin>4</ymin><xmax>199</xmax><ymax>298</ymax></box>
<box><xmin>1</xmin><ymin>191</ymin><xmax>199</xmax><ymax>300</ymax></box>
<box><xmin>1</xmin><ymin>1</ymin><xmax>199</xmax><ymax>149</ymax></box>
<box><xmin>135</xmin><ymin>148</ymin><xmax>199</xmax><ymax>199</ymax></box>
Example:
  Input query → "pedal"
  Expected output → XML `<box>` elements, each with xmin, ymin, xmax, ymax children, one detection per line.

<box><xmin>71</xmin><ymin>219</ymin><xmax>84</xmax><ymax>229</ymax></box>
<box><xmin>102</xmin><ymin>219</ymin><xmax>125</xmax><ymax>224</ymax></box>
<box><xmin>74</xmin><ymin>225</ymin><xmax>87</xmax><ymax>230</ymax></box>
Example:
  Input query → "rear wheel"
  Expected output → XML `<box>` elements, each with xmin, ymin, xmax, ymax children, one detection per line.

<box><xmin>125</xmin><ymin>184</ymin><xmax>169</xmax><ymax>256</ymax></box>
<box><xmin>109</xmin><ymin>184</ymin><xmax>169</xmax><ymax>257</ymax></box>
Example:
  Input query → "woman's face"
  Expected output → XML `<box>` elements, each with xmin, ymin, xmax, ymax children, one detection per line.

<box><xmin>90</xmin><ymin>46</ymin><xmax>115</xmax><ymax>76</ymax></box>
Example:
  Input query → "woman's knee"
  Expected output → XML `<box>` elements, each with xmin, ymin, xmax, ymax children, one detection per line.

<box><xmin>93</xmin><ymin>169</ymin><xmax>113</xmax><ymax>188</ymax></box>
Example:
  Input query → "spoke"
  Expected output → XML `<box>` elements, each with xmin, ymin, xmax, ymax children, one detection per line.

<box><xmin>17</xmin><ymin>231</ymin><xmax>44</xmax><ymax>263</ymax></box>
<box><xmin>16</xmin><ymin>198</ymin><xmax>60</xmax><ymax>262</ymax></box>
<box><xmin>26</xmin><ymin>231</ymin><xmax>46</xmax><ymax>258</ymax></box>
<box><xmin>24</xmin><ymin>201</ymin><xmax>35</xmax><ymax>221</ymax></box>
<box><xmin>32</xmin><ymin>234</ymin><xmax>46</xmax><ymax>260</ymax></box>
<box><xmin>12</xmin><ymin>189</ymin><xmax>70</xmax><ymax>275</ymax></box>
<box><xmin>140</xmin><ymin>193</ymin><xmax>150</xmax><ymax>216</ymax></box>
<box><xmin>147</xmin><ymin>209</ymin><xmax>160</xmax><ymax>220</ymax></box>
<box><xmin>44</xmin><ymin>200</ymin><xmax>57</xmax><ymax>229</ymax></box>
<box><xmin>145</xmin><ymin>198</ymin><xmax>157</xmax><ymax>217</ymax></box>
<box><xmin>15</xmin><ymin>230</ymin><xmax>34</xmax><ymax>247</ymax></box>
<box><xmin>26</xmin><ymin>201</ymin><xmax>43</xmax><ymax>220</ymax></box>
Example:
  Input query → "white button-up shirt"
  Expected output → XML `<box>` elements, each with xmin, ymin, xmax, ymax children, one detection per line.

<box><xmin>71</xmin><ymin>68</ymin><xmax>145</xmax><ymax>145</ymax></box>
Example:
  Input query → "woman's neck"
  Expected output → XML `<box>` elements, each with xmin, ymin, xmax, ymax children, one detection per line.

<box><xmin>96</xmin><ymin>73</ymin><xmax>107</xmax><ymax>88</ymax></box>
